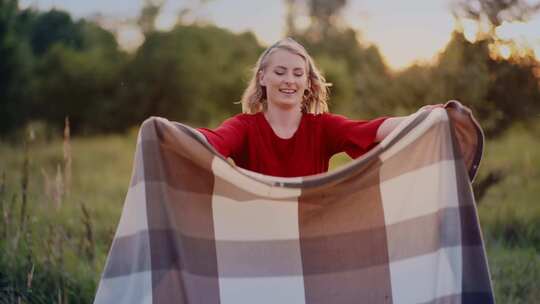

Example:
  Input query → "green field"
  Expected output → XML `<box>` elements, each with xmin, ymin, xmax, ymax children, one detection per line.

<box><xmin>1</xmin><ymin>121</ymin><xmax>539</xmax><ymax>303</ymax></box>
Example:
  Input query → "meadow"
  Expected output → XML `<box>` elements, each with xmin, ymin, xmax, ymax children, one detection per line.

<box><xmin>1</xmin><ymin>119</ymin><xmax>539</xmax><ymax>303</ymax></box>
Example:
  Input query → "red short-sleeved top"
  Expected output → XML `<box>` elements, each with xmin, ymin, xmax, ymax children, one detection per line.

<box><xmin>197</xmin><ymin>112</ymin><xmax>388</xmax><ymax>177</ymax></box>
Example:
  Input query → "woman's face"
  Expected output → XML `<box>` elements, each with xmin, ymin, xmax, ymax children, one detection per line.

<box><xmin>259</xmin><ymin>49</ymin><xmax>309</xmax><ymax>110</ymax></box>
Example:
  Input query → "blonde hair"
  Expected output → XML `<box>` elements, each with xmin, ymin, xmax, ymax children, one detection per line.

<box><xmin>240</xmin><ymin>37</ymin><xmax>330</xmax><ymax>114</ymax></box>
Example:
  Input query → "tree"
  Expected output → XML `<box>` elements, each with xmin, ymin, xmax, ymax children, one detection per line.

<box><xmin>307</xmin><ymin>0</ymin><xmax>347</xmax><ymax>41</ymax></box>
<box><xmin>284</xmin><ymin>0</ymin><xmax>392</xmax><ymax>118</ymax></box>
<box><xmin>31</xmin><ymin>41</ymin><xmax>126</xmax><ymax>134</ymax></box>
<box><xmin>29</xmin><ymin>9</ymin><xmax>84</xmax><ymax>55</ymax></box>
<box><xmin>28</xmin><ymin>12</ymin><xmax>127</xmax><ymax>133</ymax></box>
<box><xmin>0</xmin><ymin>0</ymin><xmax>34</xmax><ymax>135</ymax></box>
<box><xmin>285</xmin><ymin>0</ymin><xmax>348</xmax><ymax>43</ymax></box>
<box><xmin>390</xmin><ymin>31</ymin><xmax>540</xmax><ymax>137</ymax></box>
<box><xmin>119</xmin><ymin>25</ymin><xmax>262</xmax><ymax>128</ymax></box>
<box><xmin>285</xmin><ymin>0</ymin><xmax>300</xmax><ymax>36</ymax></box>
<box><xmin>452</xmin><ymin>0</ymin><xmax>540</xmax><ymax>37</ymax></box>
<box><xmin>137</xmin><ymin>0</ymin><xmax>164</xmax><ymax>35</ymax></box>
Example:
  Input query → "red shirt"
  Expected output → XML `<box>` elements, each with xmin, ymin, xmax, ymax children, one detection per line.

<box><xmin>197</xmin><ymin>112</ymin><xmax>388</xmax><ymax>177</ymax></box>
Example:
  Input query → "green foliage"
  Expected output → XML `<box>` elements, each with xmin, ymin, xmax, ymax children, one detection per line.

<box><xmin>431</xmin><ymin>32</ymin><xmax>540</xmax><ymax>136</ymax></box>
<box><xmin>0</xmin><ymin>129</ymin><xmax>136</xmax><ymax>303</ymax></box>
<box><xmin>316</xmin><ymin>55</ymin><xmax>355</xmax><ymax>112</ymax></box>
<box><xmin>292</xmin><ymin>28</ymin><xmax>392</xmax><ymax>118</ymax></box>
<box><xmin>29</xmin><ymin>9</ymin><xmax>84</xmax><ymax>56</ymax></box>
<box><xmin>121</xmin><ymin>26</ymin><xmax>262</xmax><ymax>127</ymax></box>
<box><xmin>0</xmin><ymin>237</ymin><xmax>98</xmax><ymax>303</ymax></box>
<box><xmin>477</xmin><ymin>121</ymin><xmax>540</xmax><ymax>250</ymax></box>
<box><xmin>0</xmin><ymin>0</ymin><xmax>34</xmax><ymax>135</ymax></box>
<box><xmin>431</xmin><ymin>33</ymin><xmax>492</xmax><ymax>109</ymax></box>
<box><xmin>1</xmin><ymin>3</ymin><xmax>263</xmax><ymax>135</ymax></box>
<box><xmin>137</xmin><ymin>0</ymin><xmax>164</xmax><ymax>35</ymax></box>
<box><xmin>2</xmin><ymin>2</ymin><xmax>539</xmax><ymax>139</ymax></box>
<box><xmin>383</xmin><ymin>31</ymin><xmax>540</xmax><ymax>137</ymax></box>
<box><xmin>0</xmin><ymin>3</ymin><xmax>128</xmax><ymax>136</ymax></box>
<box><xmin>483</xmin><ymin>57</ymin><xmax>540</xmax><ymax>135</ymax></box>
<box><xmin>32</xmin><ymin>43</ymin><xmax>126</xmax><ymax>134</ymax></box>
<box><xmin>486</xmin><ymin>245</ymin><xmax>540</xmax><ymax>304</ymax></box>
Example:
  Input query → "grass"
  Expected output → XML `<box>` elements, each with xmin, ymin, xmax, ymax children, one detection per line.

<box><xmin>476</xmin><ymin>122</ymin><xmax>540</xmax><ymax>251</ymax></box>
<box><xmin>0</xmin><ymin>127</ymin><xmax>137</xmax><ymax>303</ymax></box>
<box><xmin>487</xmin><ymin>244</ymin><xmax>540</xmax><ymax>304</ymax></box>
<box><xmin>1</xmin><ymin>119</ymin><xmax>539</xmax><ymax>303</ymax></box>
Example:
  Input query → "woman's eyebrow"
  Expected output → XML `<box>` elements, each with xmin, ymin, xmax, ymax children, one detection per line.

<box><xmin>274</xmin><ymin>65</ymin><xmax>305</xmax><ymax>70</ymax></box>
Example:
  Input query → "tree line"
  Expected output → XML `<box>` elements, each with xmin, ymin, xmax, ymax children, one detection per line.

<box><xmin>1</xmin><ymin>0</ymin><xmax>539</xmax><ymax>138</ymax></box>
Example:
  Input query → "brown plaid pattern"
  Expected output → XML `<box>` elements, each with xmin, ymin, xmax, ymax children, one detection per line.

<box><xmin>94</xmin><ymin>101</ymin><xmax>493</xmax><ymax>303</ymax></box>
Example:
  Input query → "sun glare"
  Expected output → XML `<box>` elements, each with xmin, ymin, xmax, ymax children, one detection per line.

<box><xmin>462</xmin><ymin>19</ymin><xmax>478</xmax><ymax>42</ymax></box>
<box><xmin>155</xmin><ymin>12</ymin><xmax>177</xmax><ymax>31</ymax></box>
<box><xmin>499</xmin><ymin>44</ymin><xmax>512</xmax><ymax>59</ymax></box>
<box><xmin>535</xmin><ymin>46</ymin><xmax>540</xmax><ymax>60</ymax></box>
<box><xmin>117</xmin><ymin>25</ymin><xmax>145</xmax><ymax>52</ymax></box>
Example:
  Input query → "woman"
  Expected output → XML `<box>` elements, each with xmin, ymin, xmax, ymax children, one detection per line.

<box><xmin>197</xmin><ymin>37</ymin><xmax>436</xmax><ymax>177</ymax></box>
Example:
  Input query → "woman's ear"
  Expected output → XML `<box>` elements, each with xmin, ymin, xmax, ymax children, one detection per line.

<box><xmin>258</xmin><ymin>70</ymin><xmax>265</xmax><ymax>86</ymax></box>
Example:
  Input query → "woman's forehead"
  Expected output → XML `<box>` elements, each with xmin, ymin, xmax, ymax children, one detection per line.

<box><xmin>266</xmin><ymin>49</ymin><xmax>307</xmax><ymax>70</ymax></box>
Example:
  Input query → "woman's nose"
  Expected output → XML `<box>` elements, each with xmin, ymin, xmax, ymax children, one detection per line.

<box><xmin>283</xmin><ymin>73</ymin><xmax>294</xmax><ymax>84</ymax></box>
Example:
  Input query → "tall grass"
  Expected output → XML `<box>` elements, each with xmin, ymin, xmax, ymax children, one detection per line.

<box><xmin>0</xmin><ymin>121</ymin><xmax>136</xmax><ymax>303</ymax></box>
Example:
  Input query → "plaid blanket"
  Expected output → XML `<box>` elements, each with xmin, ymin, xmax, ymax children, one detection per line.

<box><xmin>94</xmin><ymin>101</ymin><xmax>494</xmax><ymax>304</ymax></box>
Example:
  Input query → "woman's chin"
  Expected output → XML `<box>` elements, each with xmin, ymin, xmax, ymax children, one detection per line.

<box><xmin>268</xmin><ymin>94</ymin><xmax>301</xmax><ymax>106</ymax></box>
<box><xmin>271</xmin><ymin>99</ymin><xmax>301</xmax><ymax>109</ymax></box>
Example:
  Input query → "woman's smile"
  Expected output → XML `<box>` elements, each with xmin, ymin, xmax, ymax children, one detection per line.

<box><xmin>279</xmin><ymin>88</ymin><xmax>297</xmax><ymax>95</ymax></box>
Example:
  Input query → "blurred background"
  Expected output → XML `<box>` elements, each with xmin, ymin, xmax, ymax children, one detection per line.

<box><xmin>1</xmin><ymin>0</ymin><xmax>539</xmax><ymax>303</ymax></box>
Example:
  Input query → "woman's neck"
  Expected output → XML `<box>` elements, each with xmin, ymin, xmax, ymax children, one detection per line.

<box><xmin>263</xmin><ymin>103</ymin><xmax>303</xmax><ymax>139</ymax></box>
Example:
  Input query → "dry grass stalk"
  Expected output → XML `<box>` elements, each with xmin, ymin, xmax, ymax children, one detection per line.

<box><xmin>41</xmin><ymin>167</ymin><xmax>53</xmax><ymax>201</ymax></box>
<box><xmin>27</xmin><ymin>263</ymin><xmax>35</xmax><ymax>289</ymax></box>
<box><xmin>0</xmin><ymin>171</ymin><xmax>5</xmax><ymax>197</ymax></box>
<box><xmin>0</xmin><ymin>172</ymin><xmax>5</xmax><ymax>238</ymax></box>
<box><xmin>41</xmin><ymin>165</ymin><xmax>65</xmax><ymax>209</ymax></box>
<box><xmin>80</xmin><ymin>201</ymin><xmax>95</xmax><ymax>262</ymax></box>
<box><xmin>39</xmin><ymin>118</ymin><xmax>71</xmax><ymax>208</ymax></box>
<box><xmin>54</xmin><ymin>164</ymin><xmax>64</xmax><ymax>210</ymax></box>
<box><xmin>8</xmin><ymin>195</ymin><xmax>20</xmax><ymax>251</ymax></box>
<box><xmin>55</xmin><ymin>227</ymin><xmax>65</xmax><ymax>265</ymax></box>
<box><xmin>63</xmin><ymin>117</ymin><xmax>72</xmax><ymax>197</ymax></box>
<box><xmin>4</xmin><ymin>194</ymin><xmax>16</xmax><ymax>241</ymax></box>
<box><xmin>19</xmin><ymin>142</ymin><xmax>29</xmax><ymax>233</ymax></box>
<box><xmin>12</xmin><ymin>142</ymin><xmax>31</xmax><ymax>250</ymax></box>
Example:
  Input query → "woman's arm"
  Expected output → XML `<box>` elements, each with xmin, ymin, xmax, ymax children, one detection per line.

<box><xmin>197</xmin><ymin>115</ymin><xmax>247</xmax><ymax>158</ymax></box>
<box><xmin>375</xmin><ymin>104</ymin><xmax>444</xmax><ymax>142</ymax></box>
<box><xmin>375</xmin><ymin>117</ymin><xmax>405</xmax><ymax>142</ymax></box>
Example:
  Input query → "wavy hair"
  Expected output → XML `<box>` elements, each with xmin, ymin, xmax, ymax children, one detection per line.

<box><xmin>240</xmin><ymin>37</ymin><xmax>330</xmax><ymax>114</ymax></box>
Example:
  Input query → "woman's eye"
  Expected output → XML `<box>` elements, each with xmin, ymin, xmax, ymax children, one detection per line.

<box><xmin>275</xmin><ymin>71</ymin><xmax>285</xmax><ymax>75</ymax></box>
<box><xmin>294</xmin><ymin>73</ymin><xmax>304</xmax><ymax>77</ymax></box>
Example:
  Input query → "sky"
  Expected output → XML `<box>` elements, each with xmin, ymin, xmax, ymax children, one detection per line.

<box><xmin>19</xmin><ymin>0</ymin><xmax>540</xmax><ymax>70</ymax></box>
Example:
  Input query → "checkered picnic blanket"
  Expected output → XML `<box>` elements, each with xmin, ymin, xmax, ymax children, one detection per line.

<box><xmin>94</xmin><ymin>101</ymin><xmax>494</xmax><ymax>303</ymax></box>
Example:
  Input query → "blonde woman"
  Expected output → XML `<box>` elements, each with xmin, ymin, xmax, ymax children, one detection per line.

<box><xmin>198</xmin><ymin>37</ymin><xmax>439</xmax><ymax>177</ymax></box>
